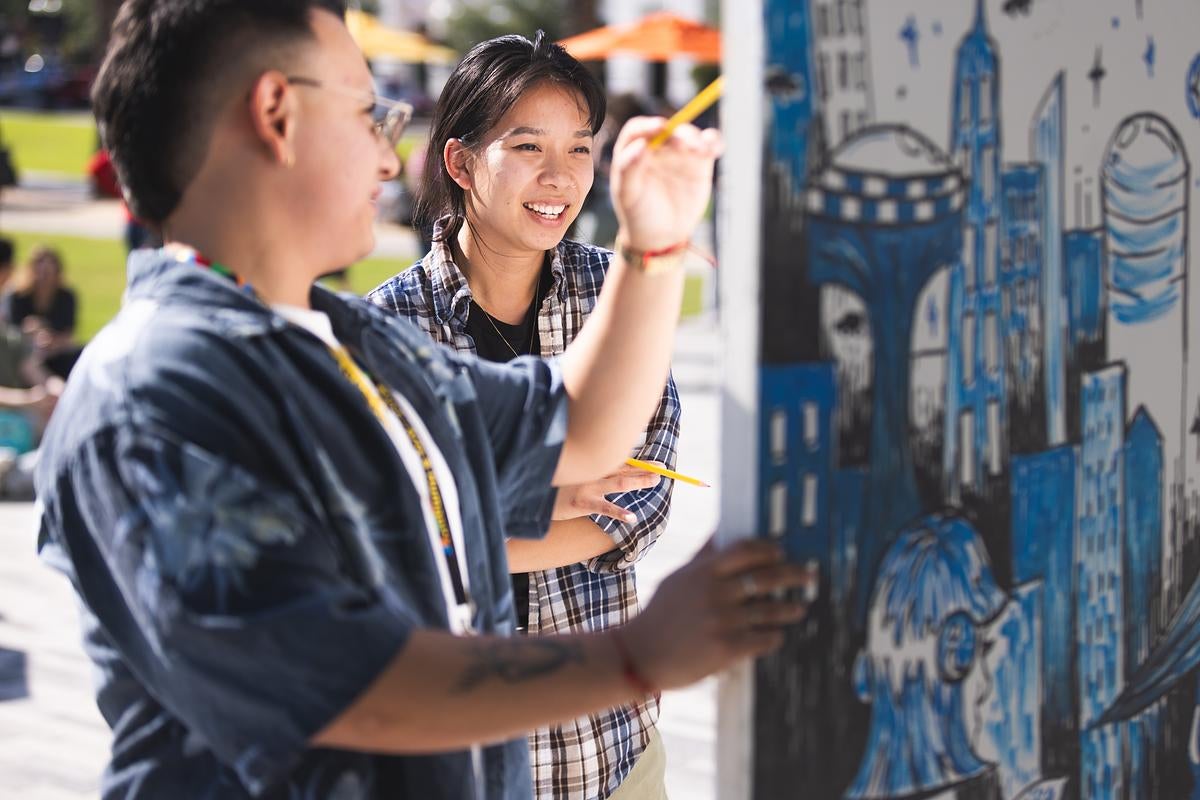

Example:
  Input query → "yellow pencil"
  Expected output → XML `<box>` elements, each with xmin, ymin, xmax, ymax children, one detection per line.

<box><xmin>648</xmin><ymin>75</ymin><xmax>724</xmax><ymax>149</ymax></box>
<box><xmin>625</xmin><ymin>457</ymin><xmax>711</xmax><ymax>488</ymax></box>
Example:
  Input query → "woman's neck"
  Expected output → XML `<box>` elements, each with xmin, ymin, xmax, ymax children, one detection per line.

<box><xmin>32</xmin><ymin>285</ymin><xmax>57</xmax><ymax>309</ymax></box>
<box><xmin>454</xmin><ymin>223</ymin><xmax>545</xmax><ymax>324</ymax></box>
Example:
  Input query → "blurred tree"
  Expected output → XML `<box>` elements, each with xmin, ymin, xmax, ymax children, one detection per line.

<box><xmin>567</xmin><ymin>0</ymin><xmax>599</xmax><ymax>36</ymax></box>
<box><xmin>442</xmin><ymin>0</ymin><xmax>567</xmax><ymax>54</ymax></box>
<box><xmin>0</xmin><ymin>0</ymin><xmax>26</xmax><ymax>24</ymax></box>
<box><xmin>60</xmin><ymin>0</ymin><xmax>99</xmax><ymax>62</ymax></box>
<box><xmin>0</xmin><ymin>0</ymin><xmax>98</xmax><ymax>63</ymax></box>
<box><xmin>94</xmin><ymin>0</ymin><xmax>119</xmax><ymax>52</ymax></box>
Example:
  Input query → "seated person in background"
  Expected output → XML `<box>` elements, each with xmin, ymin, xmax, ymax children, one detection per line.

<box><xmin>3</xmin><ymin>246</ymin><xmax>82</xmax><ymax>378</ymax></box>
<box><xmin>0</xmin><ymin>319</ymin><xmax>62</xmax><ymax>498</ymax></box>
<box><xmin>88</xmin><ymin>148</ymin><xmax>163</xmax><ymax>253</ymax></box>
<box><xmin>0</xmin><ymin>237</ymin><xmax>13</xmax><ymax>308</ymax></box>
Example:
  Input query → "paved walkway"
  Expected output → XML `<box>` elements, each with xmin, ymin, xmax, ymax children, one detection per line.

<box><xmin>0</xmin><ymin>177</ymin><xmax>420</xmax><ymax>259</ymax></box>
<box><xmin>0</xmin><ymin>316</ymin><xmax>722</xmax><ymax>799</ymax></box>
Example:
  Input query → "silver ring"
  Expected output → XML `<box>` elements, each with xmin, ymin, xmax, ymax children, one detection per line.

<box><xmin>740</xmin><ymin>573</ymin><xmax>758</xmax><ymax>600</ymax></box>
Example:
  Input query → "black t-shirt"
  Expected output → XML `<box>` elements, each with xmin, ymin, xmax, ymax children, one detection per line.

<box><xmin>463</xmin><ymin>258</ymin><xmax>553</xmax><ymax>631</ymax></box>
<box><xmin>5</xmin><ymin>287</ymin><xmax>77</xmax><ymax>333</ymax></box>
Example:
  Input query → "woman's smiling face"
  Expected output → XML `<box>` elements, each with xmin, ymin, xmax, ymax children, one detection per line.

<box><xmin>458</xmin><ymin>81</ymin><xmax>596</xmax><ymax>255</ymax></box>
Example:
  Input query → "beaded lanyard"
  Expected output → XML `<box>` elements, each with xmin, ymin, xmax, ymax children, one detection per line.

<box><xmin>178</xmin><ymin>248</ymin><xmax>473</xmax><ymax>619</ymax></box>
<box><xmin>326</xmin><ymin>345</ymin><xmax>471</xmax><ymax>611</ymax></box>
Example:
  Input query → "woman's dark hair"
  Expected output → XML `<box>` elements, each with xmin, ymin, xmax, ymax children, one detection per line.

<box><xmin>417</xmin><ymin>31</ymin><xmax>606</xmax><ymax>243</ymax></box>
<box><xmin>14</xmin><ymin>245</ymin><xmax>64</xmax><ymax>295</ymax></box>
<box><xmin>91</xmin><ymin>0</ymin><xmax>347</xmax><ymax>224</ymax></box>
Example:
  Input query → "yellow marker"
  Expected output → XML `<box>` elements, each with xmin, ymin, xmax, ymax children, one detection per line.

<box><xmin>625</xmin><ymin>457</ymin><xmax>711</xmax><ymax>488</ymax></box>
<box><xmin>648</xmin><ymin>75</ymin><xmax>724</xmax><ymax>149</ymax></box>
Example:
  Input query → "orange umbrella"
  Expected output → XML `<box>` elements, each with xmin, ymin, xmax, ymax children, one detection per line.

<box><xmin>558</xmin><ymin>12</ymin><xmax>721</xmax><ymax>63</ymax></box>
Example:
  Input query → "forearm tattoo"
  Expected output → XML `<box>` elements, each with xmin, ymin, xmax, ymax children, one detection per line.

<box><xmin>454</xmin><ymin>639</ymin><xmax>586</xmax><ymax>692</ymax></box>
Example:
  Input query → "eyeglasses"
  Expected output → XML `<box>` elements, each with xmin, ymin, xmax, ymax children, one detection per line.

<box><xmin>286</xmin><ymin>76</ymin><xmax>414</xmax><ymax>148</ymax></box>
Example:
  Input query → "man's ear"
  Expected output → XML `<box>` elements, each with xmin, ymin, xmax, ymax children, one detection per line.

<box><xmin>444</xmin><ymin>138</ymin><xmax>474</xmax><ymax>190</ymax></box>
<box><xmin>247</xmin><ymin>70</ymin><xmax>297</xmax><ymax>168</ymax></box>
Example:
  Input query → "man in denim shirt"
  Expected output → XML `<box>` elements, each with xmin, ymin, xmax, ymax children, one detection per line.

<box><xmin>34</xmin><ymin>2</ymin><xmax>814</xmax><ymax>797</ymax></box>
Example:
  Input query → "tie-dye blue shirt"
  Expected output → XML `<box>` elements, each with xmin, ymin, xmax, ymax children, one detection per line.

<box><xmin>35</xmin><ymin>249</ymin><xmax>567</xmax><ymax>799</ymax></box>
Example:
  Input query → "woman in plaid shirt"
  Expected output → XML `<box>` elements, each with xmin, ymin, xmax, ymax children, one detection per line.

<box><xmin>370</xmin><ymin>32</ymin><xmax>679</xmax><ymax>799</ymax></box>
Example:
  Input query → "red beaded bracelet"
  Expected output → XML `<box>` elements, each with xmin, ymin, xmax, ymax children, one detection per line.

<box><xmin>612</xmin><ymin>629</ymin><xmax>656</xmax><ymax>696</ymax></box>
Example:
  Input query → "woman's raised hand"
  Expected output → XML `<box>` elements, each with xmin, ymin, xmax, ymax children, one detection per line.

<box><xmin>609</xmin><ymin>117</ymin><xmax>723</xmax><ymax>253</ymax></box>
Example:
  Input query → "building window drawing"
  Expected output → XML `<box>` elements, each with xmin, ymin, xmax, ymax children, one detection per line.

<box><xmin>803</xmin><ymin>474</ymin><xmax>819</xmax><ymax>527</ymax></box>
<box><xmin>771</xmin><ymin>409</ymin><xmax>787</xmax><ymax>464</ymax></box>
<box><xmin>803</xmin><ymin>402</ymin><xmax>819</xmax><ymax>451</ymax></box>
<box><xmin>769</xmin><ymin>481</ymin><xmax>787</xmax><ymax>537</ymax></box>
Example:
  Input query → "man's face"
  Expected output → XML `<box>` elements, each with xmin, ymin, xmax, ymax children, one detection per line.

<box><xmin>461</xmin><ymin>82</ymin><xmax>595</xmax><ymax>258</ymax></box>
<box><xmin>964</xmin><ymin>600</ymin><xmax>1017</xmax><ymax>760</ymax></box>
<box><xmin>285</xmin><ymin>10</ymin><xmax>400</xmax><ymax>270</ymax></box>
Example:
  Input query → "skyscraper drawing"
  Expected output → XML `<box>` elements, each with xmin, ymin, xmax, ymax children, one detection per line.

<box><xmin>1030</xmin><ymin>73</ymin><xmax>1069</xmax><ymax>447</ymax></box>
<box><xmin>1077</xmin><ymin>364</ymin><xmax>1131</xmax><ymax>800</ymax></box>
<box><xmin>1124</xmin><ymin>408</ymin><xmax>1166</xmax><ymax>800</ymax></box>
<box><xmin>1101</xmin><ymin>113</ymin><xmax>1190</xmax><ymax>609</ymax></box>
<box><xmin>1065</xmin><ymin>229</ymin><xmax>1106</xmax><ymax>354</ymax></box>
<box><xmin>766</xmin><ymin>1</ymin><xmax>819</xmax><ymax>188</ymax></box>
<box><xmin>946</xmin><ymin>0</ymin><xmax>1006</xmax><ymax>501</ymax></box>
<box><xmin>1001</xmin><ymin>163</ymin><xmax>1047</xmax><ymax>453</ymax></box>
<box><xmin>1011</xmin><ymin>445</ymin><xmax>1079</xmax><ymax>776</ymax></box>
<box><xmin>809</xmin><ymin>0</ymin><xmax>872</xmax><ymax>147</ymax></box>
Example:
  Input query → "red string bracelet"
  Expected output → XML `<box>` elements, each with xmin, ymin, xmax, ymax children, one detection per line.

<box><xmin>616</xmin><ymin>236</ymin><xmax>690</xmax><ymax>273</ymax></box>
<box><xmin>612</xmin><ymin>629</ymin><xmax>656</xmax><ymax>696</ymax></box>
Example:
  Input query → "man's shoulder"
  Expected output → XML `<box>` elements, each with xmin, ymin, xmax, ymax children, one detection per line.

<box><xmin>47</xmin><ymin>299</ymin><xmax>277</xmax><ymax>445</ymax></box>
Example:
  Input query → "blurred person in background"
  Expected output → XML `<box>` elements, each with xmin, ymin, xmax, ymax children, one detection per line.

<box><xmin>404</xmin><ymin>140</ymin><xmax>434</xmax><ymax>254</ymax></box>
<box><xmin>0</xmin><ymin>237</ymin><xmax>14</xmax><ymax>312</ymax></box>
<box><xmin>2</xmin><ymin>245</ymin><xmax>81</xmax><ymax>378</ymax></box>
<box><xmin>370</xmin><ymin>35</ymin><xmax>678</xmax><ymax>800</ymax></box>
<box><xmin>88</xmin><ymin>147</ymin><xmax>163</xmax><ymax>252</ymax></box>
<box><xmin>0</xmin><ymin>317</ymin><xmax>62</xmax><ymax>498</ymax></box>
<box><xmin>572</xmin><ymin>93</ymin><xmax>648</xmax><ymax>249</ymax></box>
<box><xmin>0</xmin><ymin>238</ymin><xmax>62</xmax><ymax>497</ymax></box>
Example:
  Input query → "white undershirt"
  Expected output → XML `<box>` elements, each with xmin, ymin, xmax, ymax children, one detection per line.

<box><xmin>273</xmin><ymin>304</ymin><xmax>474</xmax><ymax>634</ymax></box>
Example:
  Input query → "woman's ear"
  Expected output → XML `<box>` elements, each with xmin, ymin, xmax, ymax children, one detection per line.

<box><xmin>444</xmin><ymin>138</ymin><xmax>474</xmax><ymax>190</ymax></box>
<box><xmin>247</xmin><ymin>70</ymin><xmax>297</xmax><ymax>168</ymax></box>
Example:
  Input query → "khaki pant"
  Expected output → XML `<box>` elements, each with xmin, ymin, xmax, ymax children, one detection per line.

<box><xmin>608</xmin><ymin>729</ymin><xmax>668</xmax><ymax>800</ymax></box>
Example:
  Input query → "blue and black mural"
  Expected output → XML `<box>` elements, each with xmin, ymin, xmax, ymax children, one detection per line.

<box><xmin>750</xmin><ymin>1</ymin><xmax>1200</xmax><ymax>798</ymax></box>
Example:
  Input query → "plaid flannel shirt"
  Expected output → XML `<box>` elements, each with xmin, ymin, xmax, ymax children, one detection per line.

<box><xmin>369</xmin><ymin>231</ymin><xmax>679</xmax><ymax>799</ymax></box>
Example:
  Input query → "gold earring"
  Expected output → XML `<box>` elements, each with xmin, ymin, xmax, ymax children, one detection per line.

<box><xmin>284</xmin><ymin>152</ymin><xmax>295</xmax><ymax>169</ymax></box>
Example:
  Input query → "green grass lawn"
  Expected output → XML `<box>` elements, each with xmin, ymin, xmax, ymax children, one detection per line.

<box><xmin>0</xmin><ymin>108</ymin><xmax>424</xmax><ymax>179</ymax></box>
<box><xmin>6</xmin><ymin>232</ymin><xmax>415</xmax><ymax>341</ymax></box>
<box><xmin>6</xmin><ymin>231</ymin><xmax>704</xmax><ymax>343</ymax></box>
<box><xmin>1</xmin><ymin>109</ymin><xmax>97</xmax><ymax>178</ymax></box>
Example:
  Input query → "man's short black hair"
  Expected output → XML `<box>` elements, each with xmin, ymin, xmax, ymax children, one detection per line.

<box><xmin>0</xmin><ymin>237</ymin><xmax>13</xmax><ymax>268</ymax></box>
<box><xmin>92</xmin><ymin>0</ymin><xmax>348</xmax><ymax>224</ymax></box>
